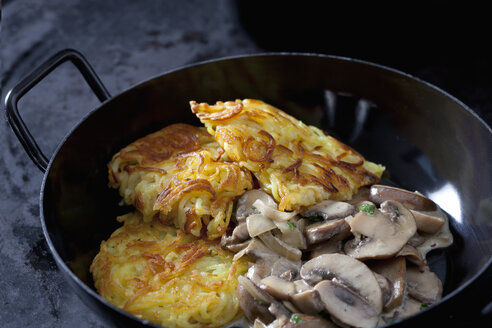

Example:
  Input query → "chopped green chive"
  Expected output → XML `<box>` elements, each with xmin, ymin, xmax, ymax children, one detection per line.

<box><xmin>287</xmin><ymin>221</ymin><xmax>297</xmax><ymax>230</ymax></box>
<box><xmin>420</xmin><ymin>302</ymin><xmax>429</xmax><ymax>310</ymax></box>
<box><xmin>290</xmin><ymin>314</ymin><xmax>302</xmax><ymax>323</ymax></box>
<box><xmin>254</xmin><ymin>299</ymin><xmax>265</xmax><ymax>306</ymax></box>
<box><xmin>360</xmin><ymin>204</ymin><xmax>376</xmax><ymax>215</ymax></box>
<box><xmin>307</xmin><ymin>215</ymin><xmax>323</xmax><ymax>222</ymax></box>
<box><xmin>251</xmin><ymin>206</ymin><xmax>256</xmax><ymax>210</ymax></box>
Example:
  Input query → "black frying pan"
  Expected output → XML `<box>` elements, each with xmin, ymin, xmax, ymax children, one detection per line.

<box><xmin>5</xmin><ymin>49</ymin><xmax>492</xmax><ymax>327</ymax></box>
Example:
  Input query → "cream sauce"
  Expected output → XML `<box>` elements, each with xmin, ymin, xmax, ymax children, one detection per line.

<box><xmin>232</xmin><ymin>186</ymin><xmax>453</xmax><ymax>328</ymax></box>
<box><xmin>416</xmin><ymin>209</ymin><xmax>453</xmax><ymax>258</ymax></box>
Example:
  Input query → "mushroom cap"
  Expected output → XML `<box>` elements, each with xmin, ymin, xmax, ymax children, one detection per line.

<box><xmin>304</xmin><ymin>218</ymin><xmax>350</xmax><ymax>245</ymax></box>
<box><xmin>300</xmin><ymin>253</ymin><xmax>383</xmax><ymax>313</ymax></box>
<box><xmin>380</xmin><ymin>296</ymin><xmax>422</xmax><ymax>325</ymax></box>
<box><xmin>271</xmin><ymin>258</ymin><xmax>301</xmax><ymax>281</ymax></box>
<box><xmin>259</xmin><ymin>276</ymin><xmax>296</xmax><ymax>300</ymax></box>
<box><xmin>246</xmin><ymin>214</ymin><xmax>277</xmax><ymax>237</ymax></box>
<box><xmin>406</xmin><ymin>266</ymin><xmax>443</xmax><ymax>303</ymax></box>
<box><xmin>315</xmin><ymin>280</ymin><xmax>379</xmax><ymax>328</ymax></box>
<box><xmin>293</xmin><ymin>279</ymin><xmax>312</xmax><ymax>293</ymax></box>
<box><xmin>220</xmin><ymin>222</ymin><xmax>249</xmax><ymax>251</ymax></box>
<box><xmin>233</xmin><ymin>237</ymin><xmax>279</xmax><ymax>263</ymax></box>
<box><xmin>308</xmin><ymin>239</ymin><xmax>343</xmax><ymax>259</ymax></box>
<box><xmin>301</xmin><ymin>200</ymin><xmax>355</xmax><ymax>220</ymax></box>
<box><xmin>369</xmin><ymin>185</ymin><xmax>448</xmax><ymax>234</ymax></box>
<box><xmin>372</xmin><ymin>272</ymin><xmax>391</xmax><ymax>307</ymax></box>
<box><xmin>259</xmin><ymin>231</ymin><xmax>302</xmax><ymax>262</ymax></box>
<box><xmin>344</xmin><ymin>200</ymin><xmax>417</xmax><ymax>260</ymax></box>
<box><xmin>410</xmin><ymin>209</ymin><xmax>446</xmax><ymax>234</ymax></box>
<box><xmin>289</xmin><ymin>289</ymin><xmax>325</xmax><ymax>315</ymax></box>
<box><xmin>247</xmin><ymin>260</ymin><xmax>273</xmax><ymax>285</ymax></box>
<box><xmin>370</xmin><ymin>257</ymin><xmax>406</xmax><ymax>311</ymax></box>
<box><xmin>236</xmin><ymin>189</ymin><xmax>277</xmax><ymax>222</ymax></box>
<box><xmin>369</xmin><ymin>185</ymin><xmax>437</xmax><ymax>211</ymax></box>
<box><xmin>237</xmin><ymin>280</ymin><xmax>275</xmax><ymax>324</ymax></box>
<box><xmin>275</xmin><ymin>218</ymin><xmax>307</xmax><ymax>250</ymax></box>
<box><xmin>408</xmin><ymin>232</ymin><xmax>426</xmax><ymax>247</ymax></box>
<box><xmin>397</xmin><ymin>245</ymin><xmax>427</xmax><ymax>268</ymax></box>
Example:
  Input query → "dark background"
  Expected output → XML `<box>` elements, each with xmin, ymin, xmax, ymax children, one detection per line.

<box><xmin>1</xmin><ymin>1</ymin><xmax>491</xmax><ymax>327</ymax></box>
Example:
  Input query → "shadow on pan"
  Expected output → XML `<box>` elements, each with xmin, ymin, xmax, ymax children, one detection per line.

<box><xmin>6</xmin><ymin>51</ymin><xmax>492</xmax><ymax>327</ymax></box>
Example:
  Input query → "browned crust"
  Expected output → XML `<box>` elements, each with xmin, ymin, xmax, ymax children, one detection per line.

<box><xmin>118</xmin><ymin>124</ymin><xmax>207</xmax><ymax>166</ymax></box>
<box><xmin>190</xmin><ymin>100</ymin><xmax>243</xmax><ymax>121</ymax></box>
<box><xmin>242</xmin><ymin>130</ymin><xmax>275</xmax><ymax>162</ymax></box>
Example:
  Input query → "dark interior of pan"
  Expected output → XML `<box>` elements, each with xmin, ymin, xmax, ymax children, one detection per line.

<box><xmin>40</xmin><ymin>54</ymin><xmax>492</xmax><ymax>327</ymax></box>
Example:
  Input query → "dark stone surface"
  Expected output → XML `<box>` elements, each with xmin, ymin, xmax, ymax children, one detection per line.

<box><xmin>1</xmin><ymin>1</ymin><xmax>490</xmax><ymax>327</ymax></box>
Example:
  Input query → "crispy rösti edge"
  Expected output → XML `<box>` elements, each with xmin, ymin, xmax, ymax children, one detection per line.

<box><xmin>90</xmin><ymin>212</ymin><xmax>249</xmax><ymax>328</ymax></box>
<box><xmin>108</xmin><ymin>123</ymin><xmax>253</xmax><ymax>239</ymax></box>
<box><xmin>190</xmin><ymin>99</ymin><xmax>385</xmax><ymax>211</ymax></box>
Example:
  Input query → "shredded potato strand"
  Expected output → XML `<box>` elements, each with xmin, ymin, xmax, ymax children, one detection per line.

<box><xmin>90</xmin><ymin>212</ymin><xmax>249</xmax><ymax>328</ymax></box>
<box><xmin>108</xmin><ymin>124</ymin><xmax>253</xmax><ymax>239</ymax></box>
<box><xmin>190</xmin><ymin>99</ymin><xmax>385</xmax><ymax>211</ymax></box>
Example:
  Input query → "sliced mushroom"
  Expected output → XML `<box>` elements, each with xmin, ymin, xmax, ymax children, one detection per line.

<box><xmin>247</xmin><ymin>214</ymin><xmax>278</xmax><ymax>237</ymax></box>
<box><xmin>397</xmin><ymin>244</ymin><xmax>427</xmax><ymax>268</ymax></box>
<box><xmin>259</xmin><ymin>231</ymin><xmax>302</xmax><ymax>262</ymax></box>
<box><xmin>372</xmin><ymin>272</ymin><xmax>391</xmax><ymax>307</ymax></box>
<box><xmin>253</xmin><ymin>318</ymin><xmax>268</xmax><ymax>328</ymax></box>
<box><xmin>231</xmin><ymin>221</ymin><xmax>250</xmax><ymax>240</ymax></box>
<box><xmin>369</xmin><ymin>184</ymin><xmax>447</xmax><ymax>234</ymax></box>
<box><xmin>260</xmin><ymin>276</ymin><xmax>297</xmax><ymax>300</ymax></box>
<box><xmin>279</xmin><ymin>271</ymin><xmax>297</xmax><ymax>282</ymax></box>
<box><xmin>293</xmin><ymin>279</ymin><xmax>312</xmax><ymax>293</ymax></box>
<box><xmin>268</xmin><ymin>302</ymin><xmax>291</xmax><ymax>322</ymax></box>
<box><xmin>401</xmin><ymin>296</ymin><xmax>426</xmax><ymax>316</ymax></box>
<box><xmin>381</xmin><ymin>296</ymin><xmax>422</xmax><ymax>324</ymax></box>
<box><xmin>315</xmin><ymin>280</ymin><xmax>379</xmax><ymax>328</ymax></box>
<box><xmin>344</xmin><ymin>200</ymin><xmax>417</xmax><ymax>260</ymax></box>
<box><xmin>300</xmin><ymin>253</ymin><xmax>383</xmax><ymax>313</ymax></box>
<box><xmin>408</xmin><ymin>232</ymin><xmax>426</xmax><ymax>247</ymax></box>
<box><xmin>410</xmin><ymin>209</ymin><xmax>446</xmax><ymax>234</ymax></box>
<box><xmin>406</xmin><ymin>266</ymin><xmax>443</xmax><ymax>303</ymax></box>
<box><xmin>236</xmin><ymin>190</ymin><xmax>277</xmax><ymax>222</ymax></box>
<box><xmin>304</xmin><ymin>219</ymin><xmax>350</xmax><ymax>246</ymax></box>
<box><xmin>275</xmin><ymin>219</ymin><xmax>307</xmax><ymax>250</ymax></box>
<box><xmin>247</xmin><ymin>260</ymin><xmax>274</xmax><ymax>285</ymax></box>
<box><xmin>301</xmin><ymin>200</ymin><xmax>355</xmax><ymax>220</ymax></box>
<box><xmin>369</xmin><ymin>257</ymin><xmax>406</xmax><ymax>311</ymax></box>
<box><xmin>282</xmin><ymin>301</ymin><xmax>300</xmax><ymax>314</ymax></box>
<box><xmin>253</xmin><ymin>199</ymin><xmax>298</xmax><ymax>221</ymax></box>
<box><xmin>239</xmin><ymin>275</ymin><xmax>276</xmax><ymax>305</ymax></box>
<box><xmin>289</xmin><ymin>289</ymin><xmax>325</xmax><ymax>315</ymax></box>
<box><xmin>308</xmin><ymin>239</ymin><xmax>343</xmax><ymax>259</ymax></box>
<box><xmin>237</xmin><ymin>278</ymin><xmax>276</xmax><ymax>324</ymax></box>
<box><xmin>223</xmin><ymin>239</ymin><xmax>250</xmax><ymax>253</ymax></box>
<box><xmin>271</xmin><ymin>258</ymin><xmax>301</xmax><ymax>281</ymax></box>
<box><xmin>221</xmin><ymin>222</ymin><xmax>250</xmax><ymax>252</ymax></box>
<box><xmin>233</xmin><ymin>237</ymin><xmax>280</xmax><ymax>263</ymax></box>
<box><xmin>369</xmin><ymin>185</ymin><xmax>437</xmax><ymax>211</ymax></box>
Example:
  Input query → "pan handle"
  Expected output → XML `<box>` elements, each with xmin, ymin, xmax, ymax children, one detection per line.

<box><xmin>4</xmin><ymin>49</ymin><xmax>111</xmax><ymax>173</ymax></box>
